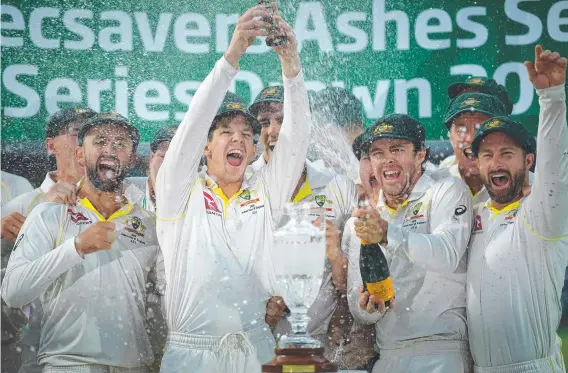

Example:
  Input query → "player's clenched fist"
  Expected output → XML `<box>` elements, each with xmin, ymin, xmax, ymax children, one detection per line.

<box><xmin>265</xmin><ymin>296</ymin><xmax>287</xmax><ymax>328</ymax></box>
<box><xmin>1</xmin><ymin>213</ymin><xmax>26</xmax><ymax>241</ymax></box>
<box><xmin>74</xmin><ymin>222</ymin><xmax>116</xmax><ymax>256</ymax></box>
<box><xmin>45</xmin><ymin>181</ymin><xmax>77</xmax><ymax>205</ymax></box>
<box><xmin>224</xmin><ymin>5</ymin><xmax>271</xmax><ymax>67</ymax></box>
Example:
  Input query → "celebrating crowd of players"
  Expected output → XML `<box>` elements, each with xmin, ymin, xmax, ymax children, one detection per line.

<box><xmin>1</xmin><ymin>4</ymin><xmax>567</xmax><ymax>373</ymax></box>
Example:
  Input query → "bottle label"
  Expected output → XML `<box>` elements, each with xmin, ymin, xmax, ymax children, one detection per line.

<box><xmin>367</xmin><ymin>277</ymin><xmax>395</xmax><ymax>301</ymax></box>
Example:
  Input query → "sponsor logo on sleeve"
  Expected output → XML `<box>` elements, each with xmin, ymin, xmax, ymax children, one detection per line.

<box><xmin>452</xmin><ymin>205</ymin><xmax>468</xmax><ymax>222</ymax></box>
<box><xmin>473</xmin><ymin>215</ymin><xmax>483</xmax><ymax>233</ymax></box>
<box><xmin>12</xmin><ymin>234</ymin><xmax>24</xmax><ymax>251</ymax></box>
<box><xmin>454</xmin><ymin>205</ymin><xmax>467</xmax><ymax>216</ymax></box>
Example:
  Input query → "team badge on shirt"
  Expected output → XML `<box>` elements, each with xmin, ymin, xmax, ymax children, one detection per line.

<box><xmin>405</xmin><ymin>202</ymin><xmax>424</xmax><ymax>220</ymax></box>
<box><xmin>500</xmin><ymin>209</ymin><xmax>519</xmax><ymax>226</ymax></box>
<box><xmin>403</xmin><ymin>200</ymin><xmax>427</xmax><ymax>229</ymax></box>
<box><xmin>125</xmin><ymin>216</ymin><xmax>147</xmax><ymax>237</ymax></box>
<box><xmin>315</xmin><ymin>195</ymin><xmax>326</xmax><ymax>207</ymax></box>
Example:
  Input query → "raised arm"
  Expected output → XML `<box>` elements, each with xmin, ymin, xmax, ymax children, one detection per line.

<box><xmin>1</xmin><ymin>205</ymin><xmax>83</xmax><ymax>307</ymax></box>
<box><xmin>522</xmin><ymin>45</ymin><xmax>568</xmax><ymax>238</ymax></box>
<box><xmin>260</xmin><ymin>11</ymin><xmax>312</xmax><ymax>217</ymax></box>
<box><xmin>156</xmin><ymin>59</ymin><xmax>238</xmax><ymax>219</ymax></box>
<box><xmin>156</xmin><ymin>6</ymin><xmax>271</xmax><ymax>219</ymax></box>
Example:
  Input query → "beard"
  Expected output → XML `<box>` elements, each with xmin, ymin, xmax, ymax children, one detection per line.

<box><xmin>86</xmin><ymin>155</ymin><xmax>127</xmax><ymax>193</ymax></box>
<box><xmin>485</xmin><ymin>168</ymin><xmax>525</xmax><ymax>205</ymax></box>
<box><xmin>381</xmin><ymin>165</ymin><xmax>416</xmax><ymax>202</ymax></box>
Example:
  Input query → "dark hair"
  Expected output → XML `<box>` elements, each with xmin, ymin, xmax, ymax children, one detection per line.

<box><xmin>249</xmin><ymin>100</ymin><xmax>282</xmax><ymax>118</ymax></box>
<box><xmin>412</xmin><ymin>142</ymin><xmax>430</xmax><ymax>171</ymax></box>
<box><xmin>207</xmin><ymin>113</ymin><xmax>256</xmax><ymax>142</ymax></box>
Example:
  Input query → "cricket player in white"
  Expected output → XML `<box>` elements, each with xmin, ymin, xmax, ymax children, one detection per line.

<box><xmin>155</xmin><ymin>5</ymin><xmax>311</xmax><ymax>373</ymax></box>
<box><xmin>2</xmin><ymin>112</ymin><xmax>162</xmax><ymax>373</ymax></box>
<box><xmin>430</xmin><ymin>92</ymin><xmax>508</xmax><ymax>205</ymax></box>
<box><xmin>1</xmin><ymin>170</ymin><xmax>33</xmax><ymax>373</ymax></box>
<box><xmin>1</xmin><ymin>171</ymin><xmax>33</xmax><ymax>206</ymax></box>
<box><xmin>438</xmin><ymin>77</ymin><xmax>513</xmax><ymax>169</ymax></box>
<box><xmin>1</xmin><ymin>108</ymin><xmax>97</xmax><ymax>373</ymax></box>
<box><xmin>346</xmin><ymin>114</ymin><xmax>474</xmax><ymax>373</ymax></box>
<box><xmin>246</xmin><ymin>85</ymin><xmax>359</xmax><ymax>368</ymax></box>
<box><xmin>467</xmin><ymin>45</ymin><xmax>568</xmax><ymax>373</ymax></box>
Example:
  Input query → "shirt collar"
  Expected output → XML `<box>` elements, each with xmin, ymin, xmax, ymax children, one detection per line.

<box><xmin>200</xmin><ymin>170</ymin><xmax>252</xmax><ymax>192</ymax></box>
<box><xmin>305</xmin><ymin>159</ymin><xmax>335</xmax><ymax>189</ymax></box>
<box><xmin>482</xmin><ymin>199</ymin><xmax>521</xmax><ymax>217</ymax></box>
<box><xmin>40</xmin><ymin>172</ymin><xmax>57</xmax><ymax>193</ymax></box>
<box><xmin>245</xmin><ymin>155</ymin><xmax>267</xmax><ymax>179</ymax></box>
<box><xmin>78</xmin><ymin>197</ymin><xmax>134</xmax><ymax>221</ymax></box>
<box><xmin>144</xmin><ymin>178</ymin><xmax>155</xmax><ymax>212</ymax></box>
<box><xmin>377</xmin><ymin>173</ymin><xmax>434</xmax><ymax>214</ymax></box>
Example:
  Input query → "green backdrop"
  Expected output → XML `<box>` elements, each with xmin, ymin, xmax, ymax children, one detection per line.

<box><xmin>2</xmin><ymin>0</ymin><xmax>567</xmax><ymax>142</ymax></box>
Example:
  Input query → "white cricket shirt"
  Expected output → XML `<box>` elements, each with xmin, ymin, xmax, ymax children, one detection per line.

<box><xmin>467</xmin><ymin>85</ymin><xmax>568</xmax><ymax>368</ymax></box>
<box><xmin>1</xmin><ymin>199</ymin><xmax>161</xmax><ymax>368</ymax></box>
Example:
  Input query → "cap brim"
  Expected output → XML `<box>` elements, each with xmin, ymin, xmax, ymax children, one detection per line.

<box><xmin>362</xmin><ymin>133</ymin><xmax>418</xmax><ymax>152</ymax></box>
<box><xmin>444</xmin><ymin>108</ymin><xmax>497</xmax><ymax>128</ymax></box>
<box><xmin>216</xmin><ymin>110</ymin><xmax>261</xmax><ymax>134</ymax></box>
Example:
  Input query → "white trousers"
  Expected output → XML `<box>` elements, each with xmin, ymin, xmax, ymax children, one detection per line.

<box><xmin>43</xmin><ymin>365</ymin><xmax>149</xmax><ymax>373</ymax></box>
<box><xmin>160</xmin><ymin>324</ymin><xmax>276</xmax><ymax>373</ymax></box>
<box><xmin>372</xmin><ymin>340</ymin><xmax>473</xmax><ymax>373</ymax></box>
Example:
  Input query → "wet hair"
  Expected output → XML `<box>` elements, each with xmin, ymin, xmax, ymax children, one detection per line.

<box><xmin>207</xmin><ymin>113</ymin><xmax>256</xmax><ymax>142</ymax></box>
<box><xmin>249</xmin><ymin>100</ymin><xmax>283</xmax><ymax>117</ymax></box>
<box><xmin>412</xmin><ymin>141</ymin><xmax>430</xmax><ymax>171</ymax></box>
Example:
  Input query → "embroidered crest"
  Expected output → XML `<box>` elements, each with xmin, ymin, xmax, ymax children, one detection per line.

<box><xmin>125</xmin><ymin>216</ymin><xmax>147</xmax><ymax>236</ymax></box>
<box><xmin>374</xmin><ymin>123</ymin><xmax>393</xmax><ymax>135</ymax></box>
<box><xmin>468</xmin><ymin>77</ymin><xmax>484</xmax><ymax>85</ymax></box>
<box><xmin>226</xmin><ymin>103</ymin><xmax>245</xmax><ymax>110</ymax></box>
<box><xmin>315</xmin><ymin>195</ymin><xmax>326</xmax><ymax>207</ymax></box>
<box><xmin>240</xmin><ymin>190</ymin><xmax>251</xmax><ymax>201</ymax></box>
<box><xmin>460</xmin><ymin>97</ymin><xmax>479</xmax><ymax>107</ymax></box>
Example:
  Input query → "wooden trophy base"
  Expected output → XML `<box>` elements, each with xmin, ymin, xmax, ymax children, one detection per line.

<box><xmin>262</xmin><ymin>347</ymin><xmax>338</xmax><ymax>372</ymax></box>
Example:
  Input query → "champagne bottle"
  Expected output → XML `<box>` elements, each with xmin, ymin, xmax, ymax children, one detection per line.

<box><xmin>258</xmin><ymin>0</ymin><xmax>288</xmax><ymax>47</ymax></box>
<box><xmin>359</xmin><ymin>241</ymin><xmax>395</xmax><ymax>308</ymax></box>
